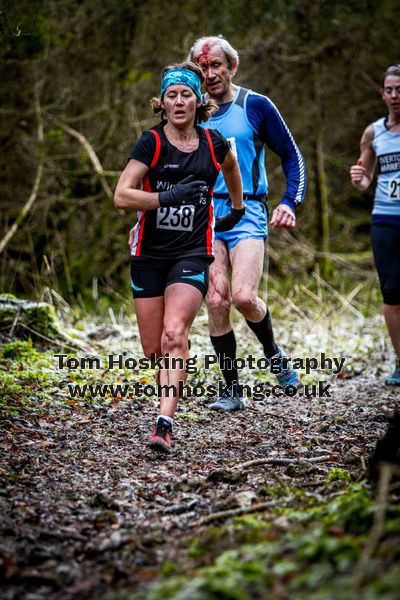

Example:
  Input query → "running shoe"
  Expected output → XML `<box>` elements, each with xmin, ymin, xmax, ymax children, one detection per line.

<box><xmin>385</xmin><ymin>361</ymin><xmax>400</xmax><ymax>386</ymax></box>
<box><xmin>148</xmin><ymin>417</ymin><xmax>172</xmax><ymax>453</ymax></box>
<box><xmin>209</xmin><ymin>390</ymin><xmax>245</xmax><ymax>411</ymax></box>
<box><xmin>272</xmin><ymin>347</ymin><xmax>300</xmax><ymax>389</ymax></box>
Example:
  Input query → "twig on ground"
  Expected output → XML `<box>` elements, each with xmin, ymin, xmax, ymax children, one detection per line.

<box><xmin>315</xmin><ymin>273</ymin><xmax>365</xmax><ymax>321</ymax></box>
<box><xmin>270</xmin><ymin>471</ymin><xmax>291</xmax><ymax>494</ymax></box>
<box><xmin>18</xmin><ymin>322</ymin><xmax>86</xmax><ymax>352</ymax></box>
<box><xmin>9</xmin><ymin>306</ymin><xmax>22</xmax><ymax>337</ymax></box>
<box><xmin>360</xmin><ymin>456</ymin><xmax>367</xmax><ymax>472</ymax></box>
<box><xmin>296</xmin><ymin>479</ymin><xmax>328</xmax><ymax>488</ymax></box>
<box><xmin>356</xmin><ymin>455</ymin><xmax>368</xmax><ymax>482</ymax></box>
<box><xmin>191</xmin><ymin>499</ymin><xmax>285</xmax><ymax>527</ymax></box>
<box><xmin>352</xmin><ymin>462</ymin><xmax>392</xmax><ymax>590</ymax></box>
<box><xmin>258</xmin><ymin>410</ymin><xmax>305</xmax><ymax>422</ymax></box>
<box><xmin>236</xmin><ymin>455</ymin><xmax>332</xmax><ymax>470</ymax></box>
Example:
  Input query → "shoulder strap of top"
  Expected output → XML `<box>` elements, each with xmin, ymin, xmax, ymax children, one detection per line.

<box><xmin>149</xmin><ymin>129</ymin><xmax>161</xmax><ymax>169</ymax></box>
<box><xmin>234</xmin><ymin>87</ymin><xmax>249</xmax><ymax>108</ymax></box>
<box><xmin>203</xmin><ymin>129</ymin><xmax>221</xmax><ymax>172</ymax></box>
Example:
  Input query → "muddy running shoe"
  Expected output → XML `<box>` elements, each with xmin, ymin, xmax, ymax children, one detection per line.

<box><xmin>148</xmin><ymin>417</ymin><xmax>172</xmax><ymax>453</ymax></box>
<box><xmin>272</xmin><ymin>347</ymin><xmax>300</xmax><ymax>389</ymax></box>
<box><xmin>385</xmin><ymin>360</ymin><xmax>400</xmax><ymax>386</ymax></box>
<box><xmin>209</xmin><ymin>391</ymin><xmax>245</xmax><ymax>411</ymax></box>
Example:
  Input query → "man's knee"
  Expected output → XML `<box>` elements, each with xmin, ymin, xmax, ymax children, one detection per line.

<box><xmin>207</xmin><ymin>288</ymin><xmax>231</xmax><ymax>315</ymax></box>
<box><xmin>232</xmin><ymin>288</ymin><xmax>258</xmax><ymax>313</ymax></box>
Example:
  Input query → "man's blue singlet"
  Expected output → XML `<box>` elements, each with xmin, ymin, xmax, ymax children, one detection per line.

<box><xmin>201</xmin><ymin>86</ymin><xmax>306</xmax><ymax>248</ymax></box>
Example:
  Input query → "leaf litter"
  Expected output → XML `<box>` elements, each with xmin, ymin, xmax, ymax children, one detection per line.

<box><xmin>0</xmin><ymin>307</ymin><xmax>399</xmax><ymax>599</ymax></box>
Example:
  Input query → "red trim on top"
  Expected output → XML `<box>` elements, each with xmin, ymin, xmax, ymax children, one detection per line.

<box><xmin>206</xmin><ymin>203</ymin><xmax>214</xmax><ymax>255</ymax></box>
<box><xmin>142</xmin><ymin>174</ymin><xmax>151</xmax><ymax>193</ymax></box>
<box><xmin>204</xmin><ymin>129</ymin><xmax>221</xmax><ymax>172</ymax></box>
<box><xmin>137</xmin><ymin>174</ymin><xmax>153</xmax><ymax>256</ymax></box>
<box><xmin>136</xmin><ymin>132</ymin><xmax>159</xmax><ymax>257</ymax></box>
<box><xmin>149</xmin><ymin>130</ymin><xmax>161</xmax><ymax>169</ymax></box>
<box><xmin>135</xmin><ymin>213</ymin><xmax>145</xmax><ymax>256</ymax></box>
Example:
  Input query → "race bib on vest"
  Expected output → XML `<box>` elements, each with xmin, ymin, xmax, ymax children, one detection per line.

<box><xmin>388</xmin><ymin>179</ymin><xmax>400</xmax><ymax>201</ymax></box>
<box><xmin>156</xmin><ymin>205</ymin><xmax>195</xmax><ymax>231</ymax></box>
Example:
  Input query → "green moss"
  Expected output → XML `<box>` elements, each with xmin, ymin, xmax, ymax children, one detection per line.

<box><xmin>0</xmin><ymin>296</ymin><xmax>75</xmax><ymax>345</ymax></box>
<box><xmin>327</xmin><ymin>468</ymin><xmax>351</xmax><ymax>483</ymax></box>
<box><xmin>0</xmin><ymin>293</ymin><xmax>17</xmax><ymax>300</ymax></box>
<box><xmin>2</xmin><ymin>340</ymin><xmax>40</xmax><ymax>361</ymax></box>
<box><xmin>160</xmin><ymin>561</ymin><xmax>179</xmax><ymax>577</ymax></box>
<box><xmin>177</xmin><ymin>412</ymin><xmax>200</xmax><ymax>421</ymax></box>
<box><xmin>150</xmin><ymin>485</ymin><xmax>400</xmax><ymax>599</ymax></box>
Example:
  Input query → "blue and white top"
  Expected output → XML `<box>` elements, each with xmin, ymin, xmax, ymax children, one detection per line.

<box><xmin>201</xmin><ymin>87</ymin><xmax>306</xmax><ymax>211</ymax></box>
<box><xmin>372</xmin><ymin>117</ymin><xmax>400</xmax><ymax>224</ymax></box>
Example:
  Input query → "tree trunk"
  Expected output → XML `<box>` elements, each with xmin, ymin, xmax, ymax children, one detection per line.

<box><xmin>312</xmin><ymin>61</ymin><xmax>333</xmax><ymax>280</ymax></box>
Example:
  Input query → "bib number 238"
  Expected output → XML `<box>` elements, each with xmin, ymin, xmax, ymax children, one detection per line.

<box><xmin>156</xmin><ymin>205</ymin><xmax>195</xmax><ymax>231</ymax></box>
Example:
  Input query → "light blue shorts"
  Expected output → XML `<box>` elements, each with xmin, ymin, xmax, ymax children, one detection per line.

<box><xmin>214</xmin><ymin>198</ymin><xmax>268</xmax><ymax>249</ymax></box>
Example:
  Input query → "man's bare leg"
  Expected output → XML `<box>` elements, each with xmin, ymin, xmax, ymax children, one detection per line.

<box><xmin>207</xmin><ymin>240</ymin><xmax>242</xmax><ymax>406</ymax></box>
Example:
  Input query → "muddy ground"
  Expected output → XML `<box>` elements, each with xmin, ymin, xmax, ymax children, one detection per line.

<box><xmin>0</xmin><ymin>312</ymin><xmax>399</xmax><ymax>599</ymax></box>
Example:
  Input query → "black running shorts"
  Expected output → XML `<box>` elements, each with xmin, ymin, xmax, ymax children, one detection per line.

<box><xmin>371</xmin><ymin>222</ymin><xmax>400</xmax><ymax>305</ymax></box>
<box><xmin>130</xmin><ymin>256</ymin><xmax>211</xmax><ymax>299</ymax></box>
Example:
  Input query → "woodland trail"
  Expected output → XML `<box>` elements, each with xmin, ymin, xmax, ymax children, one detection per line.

<box><xmin>1</xmin><ymin>313</ymin><xmax>399</xmax><ymax>599</ymax></box>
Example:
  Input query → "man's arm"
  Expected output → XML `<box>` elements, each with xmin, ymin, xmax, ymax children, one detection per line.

<box><xmin>246</xmin><ymin>94</ymin><xmax>306</xmax><ymax>227</ymax></box>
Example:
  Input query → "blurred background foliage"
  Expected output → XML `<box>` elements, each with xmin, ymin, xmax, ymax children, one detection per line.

<box><xmin>1</xmin><ymin>0</ymin><xmax>399</xmax><ymax>306</ymax></box>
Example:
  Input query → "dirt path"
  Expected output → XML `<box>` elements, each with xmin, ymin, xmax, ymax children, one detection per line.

<box><xmin>0</xmin><ymin>315</ymin><xmax>399</xmax><ymax>599</ymax></box>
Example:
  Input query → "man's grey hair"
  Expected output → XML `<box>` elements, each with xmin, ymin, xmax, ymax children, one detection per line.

<box><xmin>188</xmin><ymin>35</ymin><xmax>239</xmax><ymax>69</ymax></box>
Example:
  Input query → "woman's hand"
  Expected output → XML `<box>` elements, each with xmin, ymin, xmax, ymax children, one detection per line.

<box><xmin>159</xmin><ymin>175</ymin><xmax>208</xmax><ymax>207</ymax></box>
<box><xmin>350</xmin><ymin>125</ymin><xmax>376</xmax><ymax>191</ymax></box>
<box><xmin>350</xmin><ymin>158</ymin><xmax>372</xmax><ymax>190</ymax></box>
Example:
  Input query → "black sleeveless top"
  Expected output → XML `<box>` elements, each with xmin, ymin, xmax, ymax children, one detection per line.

<box><xmin>129</xmin><ymin>123</ymin><xmax>230</xmax><ymax>260</ymax></box>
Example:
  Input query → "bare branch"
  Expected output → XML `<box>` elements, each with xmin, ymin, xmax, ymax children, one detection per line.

<box><xmin>237</xmin><ymin>455</ymin><xmax>333</xmax><ymax>470</ymax></box>
<box><xmin>352</xmin><ymin>463</ymin><xmax>392</xmax><ymax>590</ymax></box>
<box><xmin>0</xmin><ymin>82</ymin><xmax>44</xmax><ymax>256</ymax></box>
<box><xmin>51</xmin><ymin>117</ymin><xmax>113</xmax><ymax>199</ymax></box>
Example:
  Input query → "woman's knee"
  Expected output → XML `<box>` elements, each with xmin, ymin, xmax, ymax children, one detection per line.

<box><xmin>382</xmin><ymin>283</ymin><xmax>400</xmax><ymax>306</ymax></box>
<box><xmin>383</xmin><ymin>302</ymin><xmax>400</xmax><ymax>314</ymax></box>
<box><xmin>162</xmin><ymin>323</ymin><xmax>187</xmax><ymax>353</ymax></box>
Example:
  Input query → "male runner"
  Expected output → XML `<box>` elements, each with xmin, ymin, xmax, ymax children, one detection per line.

<box><xmin>188</xmin><ymin>35</ymin><xmax>306</xmax><ymax>410</ymax></box>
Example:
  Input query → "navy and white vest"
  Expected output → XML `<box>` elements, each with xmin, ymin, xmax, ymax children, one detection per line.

<box><xmin>372</xmin><ymin>117</ymin><xmax>400</xmax><ymax>217</ymax></box>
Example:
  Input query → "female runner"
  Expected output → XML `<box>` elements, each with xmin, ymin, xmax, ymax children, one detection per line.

<box><xmin>350</xmin><ymin>64</ymin><xmax>400</xmax><ymax>385</ymax></box>
<box><xmin>115</xmin><ymin>62</ymin><xmax>244</xmax><ymax>451</ymax></box>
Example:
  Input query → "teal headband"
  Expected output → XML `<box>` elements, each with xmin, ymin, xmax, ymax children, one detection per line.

<box><xmin>161</xmin><ymin>68</ymin><xmax>202</xmax><ymax>100</ymax></box>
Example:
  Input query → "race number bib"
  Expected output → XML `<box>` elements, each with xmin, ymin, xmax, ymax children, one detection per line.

<box><xmin>156</xmin><ymin>205</ymin><xmax>195</xmax><ymax>231</ymax></box>
<box><xmin>388</xmin><ymin>179</ymin><xmax>400</xmax><ymax>201</ymax></box>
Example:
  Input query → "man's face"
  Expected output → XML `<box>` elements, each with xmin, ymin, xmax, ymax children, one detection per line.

<box><xmin>193</xmin><ymin>45</ymin><xmax>236</xmax><ymax>103</ymax></box>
